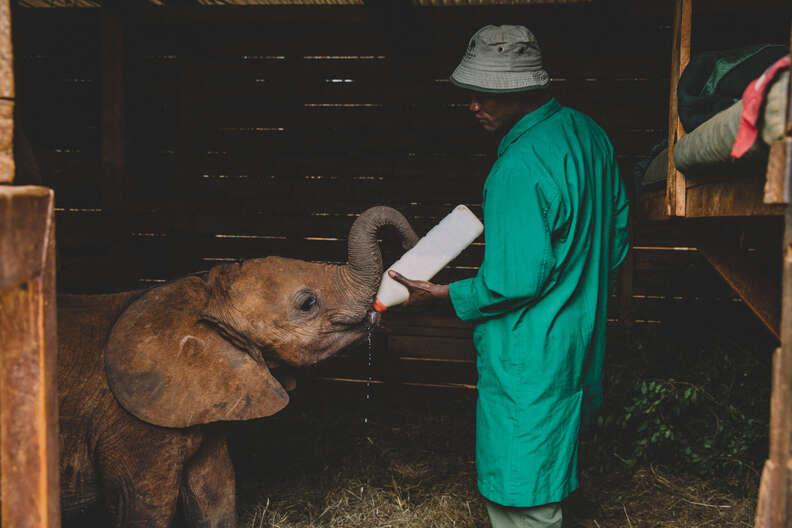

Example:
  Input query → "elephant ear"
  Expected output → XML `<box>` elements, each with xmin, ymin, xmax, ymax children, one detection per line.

<box><xmin>105</xmin><ymin>276</ymin><xmax>289</xmax><ymax>428</ymax></box>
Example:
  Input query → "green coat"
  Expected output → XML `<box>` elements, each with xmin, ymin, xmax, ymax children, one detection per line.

<box><xmin>449</xmin><ymin>98</ymin><xmax>630</xmax><ymax>507</ymax></box>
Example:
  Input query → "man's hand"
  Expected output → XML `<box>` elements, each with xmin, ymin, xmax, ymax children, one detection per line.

<box><xmin>387</xmin><ymin>270</ymin><xmax>450</xmax><ymax>308</ymax></box>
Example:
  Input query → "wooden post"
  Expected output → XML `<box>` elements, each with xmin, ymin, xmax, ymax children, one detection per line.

<box><xmin>665</xmin><ymin>0</ymin><xmax>691</xmax><ymax>217</ymax></box>
<box><xmin>754</xmin><ymin>237</ymin><xmax>792</xmax><ymax>528</ymax></box>
<box><xmin>754</xmin><ymin>21</ymin><xmax>792</xmax><ymax>528</ymax></box>
<box><xmin>0</xmin><ymin>188</ymin><xmax>60</xmax><ymax>528</ymax></box>
<box><xmin>0</xmin><ymin>4</ymin><xmax>60</xmax><ymax>526</ymax></box>
<box><xmin>170</xmin><ymin>28</ymin><xmax>202</xmax><ymax>277</ymax></box>
<box><xmin>101</xmin><ymin>8</ymin><xmax>131</xmax><ymax>289</ymax></box>
<box><xmin>0</xmin><ymin>0</ymin><xmax>11</xmax><ymax>185</ymax></box>
<box><xmin>617</xmin><ymin>250</ymin><xmax>634</xmax><ymax>330</ymax></box>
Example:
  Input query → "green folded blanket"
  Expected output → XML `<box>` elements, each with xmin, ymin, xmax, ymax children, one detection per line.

<box><xmin>674</xmin><ymin>69</ymin><xmax>788</xmax><ymax>173</ymax></box>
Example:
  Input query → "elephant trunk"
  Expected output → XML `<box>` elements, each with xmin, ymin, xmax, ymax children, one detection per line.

<box><xmin>345</xmin><ymin>206</ymin><xmax>419</xmax><ymax>303</ymax></box>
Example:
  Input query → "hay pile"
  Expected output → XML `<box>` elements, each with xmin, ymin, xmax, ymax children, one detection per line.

<box><xmin>229</xmin><ymin>386</ymin><xmax>757</xmax><ymax>528</ymax></box>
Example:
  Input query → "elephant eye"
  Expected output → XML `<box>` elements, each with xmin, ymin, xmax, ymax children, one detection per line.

<box><xmin>299</xmin><ymin>295</ymin><xmax>318</xmax><ymax>312</ymax></box>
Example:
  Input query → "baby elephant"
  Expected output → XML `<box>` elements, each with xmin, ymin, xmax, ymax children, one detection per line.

<box><xmin>57</xmin><ymin>206</ymin><xmax>418</xmax><ymax>527</ymax></box>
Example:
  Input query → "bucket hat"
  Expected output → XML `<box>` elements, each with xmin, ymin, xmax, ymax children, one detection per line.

<box><xmin>450</xmin><ymin>25</ymin><xmax>550</xmax><ymax>93</ymax></box>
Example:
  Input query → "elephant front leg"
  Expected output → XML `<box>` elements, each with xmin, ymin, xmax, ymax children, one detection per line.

<box><xmin>98</xmin><ymin>455</ymin><xmax>183</xmax><ymax>528</ymax></box>
<box><xmin>96</xmin><ymin>423</ymin><xmax>199</xmax><ymax>528</ymax></box>
<box><xmin>180</xmin><ymin>432</ymin><xmax>236</xmax><ymax>528</ymax></box>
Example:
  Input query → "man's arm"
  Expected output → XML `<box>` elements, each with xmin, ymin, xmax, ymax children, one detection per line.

<box><xmin>453</xmin><ymin>166</ymin><xmax>561</xmax><ymax>322</ymax></box>
<box><xmin>387</xmin><ymin>270</ymin><xmax>450</xmax><ymax>307</ymax></box>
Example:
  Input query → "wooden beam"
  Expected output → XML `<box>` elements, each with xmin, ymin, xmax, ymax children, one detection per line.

<box><xmin>665</xmin><ymin>0</ymin><xmax>691</xmax><ymax>217</ymax></box>
<box><xmin>100</xmin><ymin>8</ymin><xmax>132</xmax><ymax>287</ymax></box>
<box><xmin>685</xmin><ymin>177</ymin><xmax>786</xmax><ymax>218</ymax></box>
<box><xmin>170</xmin><ymin>29</ymin><xmax>202</xmax><ymax>277</ymax></box>
<box><xmin>0</xmin><ymin>186</ymin><xmax>60</xmax><ymax>528</ymax></box>
<box><xmin>697</xmin><ymin>232</ymin><xmax>780</xmax><ymax>339</ymax></box>
<box><xmin>101</xmin><ymin>8</ymin><xmax>125</xmax><ymax>211</ymax></box>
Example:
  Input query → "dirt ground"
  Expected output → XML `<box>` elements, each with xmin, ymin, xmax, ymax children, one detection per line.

<box><xmin>229</xmin><ymin>384</ymin><xmax>758</xmax><ymax>528</ymax></box>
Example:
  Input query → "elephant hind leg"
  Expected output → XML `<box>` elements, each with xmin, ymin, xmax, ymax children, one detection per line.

<box><xmin>180</xmin><ymin>431</ymin><xmax>236</xmax><ymax>528</ymax></box>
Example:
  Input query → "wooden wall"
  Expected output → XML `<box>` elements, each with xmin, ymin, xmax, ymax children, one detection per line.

<box><xmin>13</xmin><ymin>2</ymin><xmax>786</xmax><ymax>391</ymax></box>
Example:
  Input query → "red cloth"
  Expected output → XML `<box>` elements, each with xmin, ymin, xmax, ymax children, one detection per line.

<box><xmin>731</xmin><ymin>55</ymin><xmax>790</xmax><ymax>160</ymax></box>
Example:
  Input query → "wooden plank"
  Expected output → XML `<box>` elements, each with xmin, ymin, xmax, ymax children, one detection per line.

<box><xmin>186</xmin><ymin>98</ymin><xmax>662</xmax><ymax>136</ymax></box>
<box><xmin>314</xmin><ymin>354</ymin><xmax>477</xmax><ymax>387</ymax></box>
<box><xmin>57</xmin><ymin>254</ymin><xmax>129</xmax><ymax>294</ymax></box>
<box><xmin>0</xmin><ymin>186</ymin><xmax>60</xmax><ymax>528</ymax></box>
<box><xmin>685</xmin><ymin>177</ymin><xmax>786</xmax><ymax>218</ymax></box>
<box><xmin>188</xmin><ymin>237</ymin><xmax>481</xmax><ymax>269</ymax></box>
<box><xmin>0</xmin><ymin>187</ymin><xmax>53</xmax><ymax>287</ymax></box>
<box><xmin>632</xmin><ymin>248</ymin><xmax>702</xmax><ymax>275</ymax></box>
<box><xmin>763</xmin><ymin>139</ymin><xmax>790</xmax><ymax>204</ymax></box>
<box><xmin>618</xmin><ymin>296</ymin><xmax>754</xmax><ymax>326</ymax></box>
<box><xmin>11</xmin><ymin>2</ymin><xmax>674</xmax><ymax>82</ymax></box>
<box><xmin>632</xmin><ymin>270</ymin><xmax>736</xmax><ymax>300</ymax></box>
<box><xmin>129</xmin><ymin>185</ymin><xmax>483</xmax><ymax>217</ymax></box>
<box><xmin>639</xmin><ymin>187</ymin><xmax>671</xmax><ymax>222</ymax></box>
<box><xmin>634</xmin><ymin>216</ymin><xmax>784</xmax><ymax>247</ymax></box>
<box><xmin>698</xmin><ymin>231</ymin><xmax>781</xmax><ymax>339</ymax></box>
<box><xmin>665</xmin><ymin>0</ymin><xmax>690</xmax><ymax>217</ymax></box>
<box><xmin>195</xmin><ymin>129</ymin><xmax>496</xmax><ymax>159</ymax></box>
<box><xmin>692</xmin><ymin>9</ymin><xmax>790</xmax><ymax>52</ymax></box>
<box><xmin>59</xmin><ymin>225</ymin><xmax>759</xmax><ymax>300</ymax></box>
<box><xmin>631</xmin><ymin>244</ymin><xmax>742</xmax><ymax>300</ymax></box>
<box><xmin>410</xmin><ymin>8</ymin><xmax>673</xmax><ymax>78</ymax></box>
<box><xmin>689</xmin><ymin>0</ymin><xmax>791</xmax><ymax>11</ymax></box>
<box><xmin>188</xmin><ymin>175</ymin><xmax>484</xmax><ymax>205</ymax></box>
<box><xmin>54</xmin><ymin>210</ymin><xmax>117</xmax><ymax>249</ymax></box>
<box><xmin>13</xmin><ymin>9</ymin><xmax>99</xmax><ymax>56</ymax></box>
<box><xmin>388</xmin><ymin>335</ymin><xmax>475</xmax><ymax>362</ymax></box>
<box><xmin>119</xmin><ymin>5</ymin><xmax>675</xmax><ymax>77</ymax></box>
<box><xmin>179</xmin><ymin>67</ymin><xmax>666</xmax><ymax>110</ymax></box>
<box><xmin>55</xmin><ymin>252</ymin><xmax>481</xmax><ymax>294</ymax></box>
<box><xmin>62</xmin><ymin>203</ymin><xmax>482</xmax><ymax>244</ymax></box>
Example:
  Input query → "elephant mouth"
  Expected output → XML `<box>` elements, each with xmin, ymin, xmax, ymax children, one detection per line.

<box><xmin>329</xmin><ymin>309</ymin><xmax>380</xmax><ymax>331</ymax></box>
<box><xmin>314</xmin><ymin>311</ymin><xmax>379</xmax><ymax>360</ymax></box>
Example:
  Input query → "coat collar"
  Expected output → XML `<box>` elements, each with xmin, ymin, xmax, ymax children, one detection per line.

<box><xmin>497</xmin><ymin>97</ymin><xmax>562</xmax><ymax>158</ymax></box>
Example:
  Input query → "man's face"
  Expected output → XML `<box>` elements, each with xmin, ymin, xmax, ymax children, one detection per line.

<box><xmin>467</xmin><ymin>92</ymin><xmax>522</xmax><ymax>134</ymax></box>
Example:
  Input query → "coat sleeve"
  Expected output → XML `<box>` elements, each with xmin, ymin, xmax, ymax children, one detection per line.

<box><xmin>608</xmin><ymin>161</ymin><xmax>631</xmax><ymax>294</ymax></box>
<box><xmin>449</xmin><ymin>162</ymin><xmax>561</xmax><ymax>323</ymax></box>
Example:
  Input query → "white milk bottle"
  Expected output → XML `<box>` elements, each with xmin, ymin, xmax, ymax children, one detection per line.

<box><xmin>372</xmin><ymin>204</ymin><xmax>483</xmax><ymax>312</ymax></box>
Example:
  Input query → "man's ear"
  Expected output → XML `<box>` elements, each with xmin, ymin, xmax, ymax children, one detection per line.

<box><xmin>104</xmin><ymin>275</ymin><xmax>289</xmax><ymax>428</ymax></box>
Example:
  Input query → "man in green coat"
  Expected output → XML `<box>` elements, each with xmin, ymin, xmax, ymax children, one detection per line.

<box><xmin>389</xmin><ymin>25</ymin><xmax>630</xmax><ymax>528</ymax></box>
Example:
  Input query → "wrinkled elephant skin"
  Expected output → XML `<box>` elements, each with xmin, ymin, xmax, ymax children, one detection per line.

<box><xmin>53</xmin><ymin>207</ymin><xmax>419</xmax><ymax>527</ymax></box>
